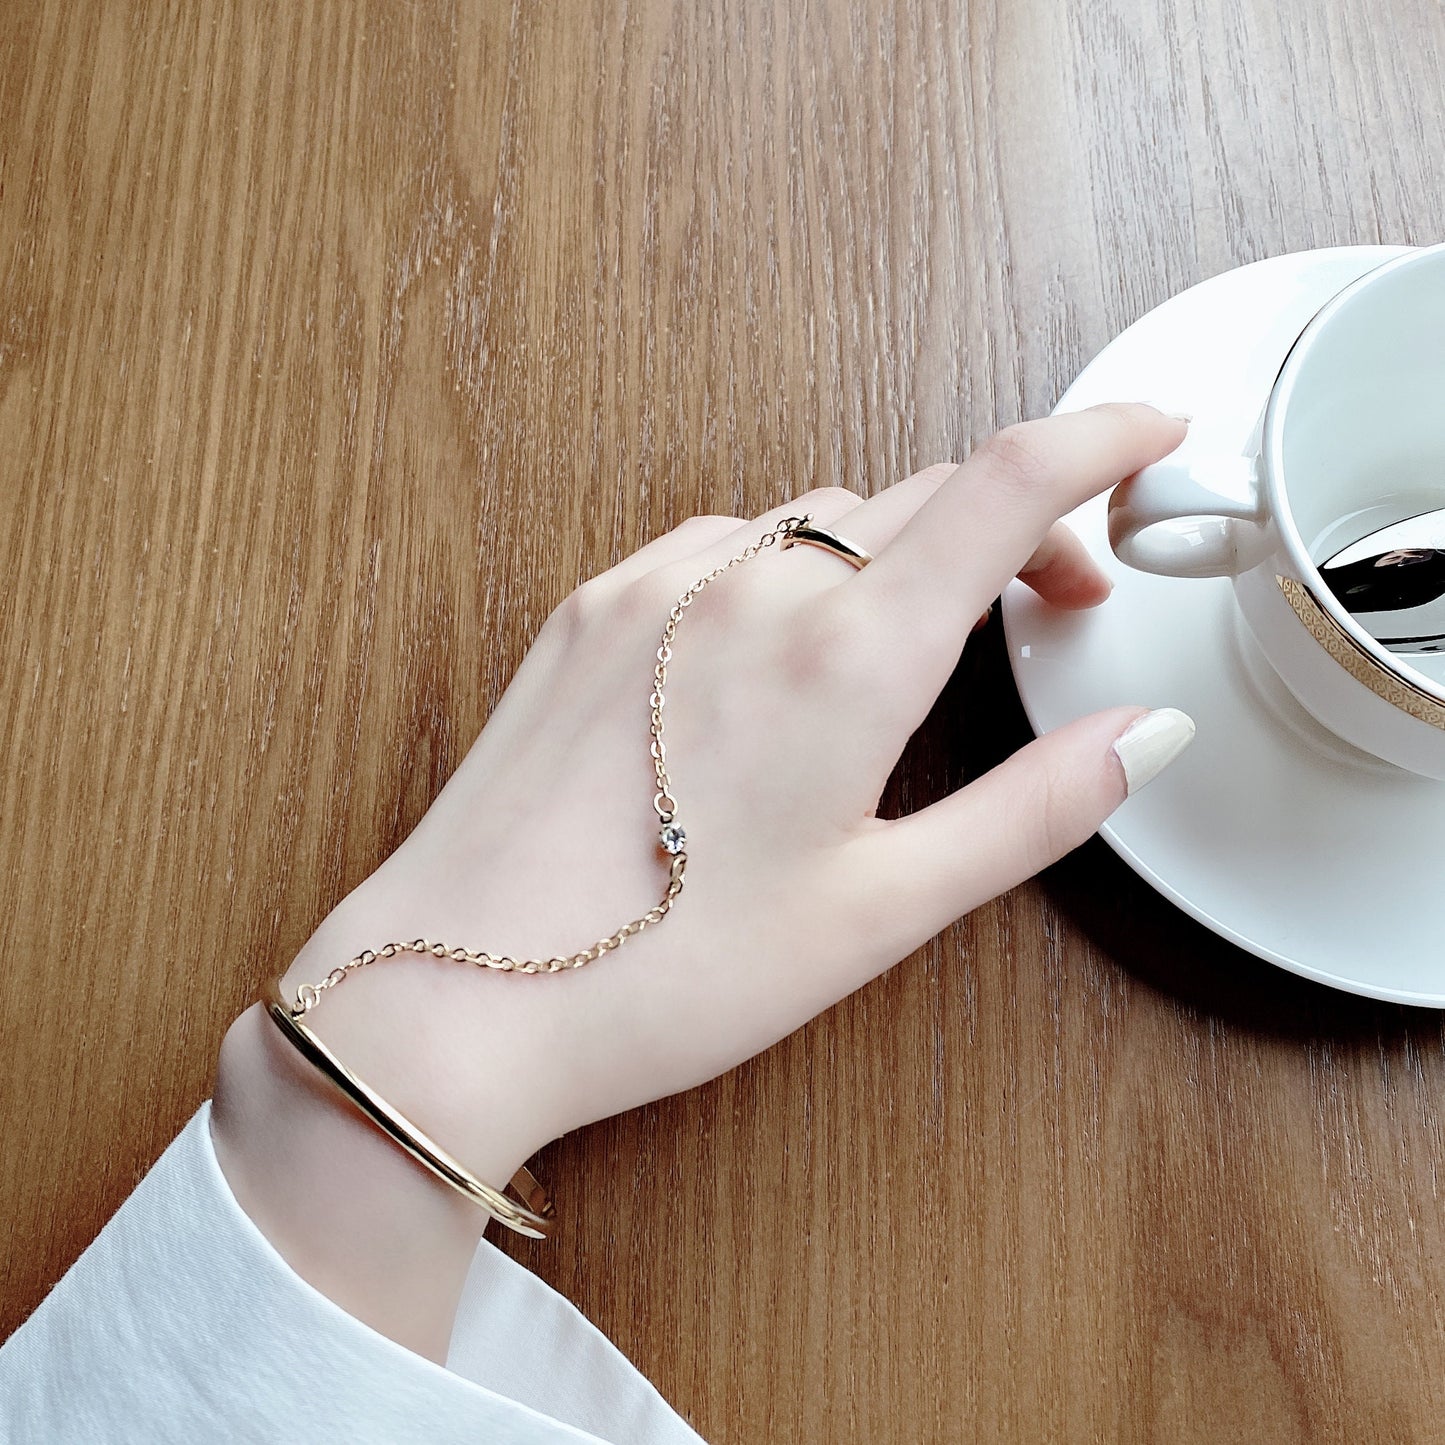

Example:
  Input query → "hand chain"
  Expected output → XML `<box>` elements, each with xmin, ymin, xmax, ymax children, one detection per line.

<box><xmin>285</xmin><ymin>513</ymin><xmax>815</xmax><ymax>1016</ymax></box>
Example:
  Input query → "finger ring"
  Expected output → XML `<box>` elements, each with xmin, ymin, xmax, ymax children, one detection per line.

<box><xmin>779</xmin><ymin>524</ymin><xmax>873</xmax><ymax>570</ymax></box>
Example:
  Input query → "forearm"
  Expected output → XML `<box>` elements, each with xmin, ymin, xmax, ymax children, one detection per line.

<box><xmin>210</xmin><ymin>997</ymin><xmax>521</xmax><ymax>1364</ymax></box>
<box><xmin>6</xmin><ymin>1002</ymin><xmax>696</xmax><ymax>1441</ymax></box>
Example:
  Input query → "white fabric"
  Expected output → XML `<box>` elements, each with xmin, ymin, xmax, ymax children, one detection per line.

<box><xmin>0</xmin><ymin>1104</ymin><xmax>706</xmax><ymax>1444</ymax></box>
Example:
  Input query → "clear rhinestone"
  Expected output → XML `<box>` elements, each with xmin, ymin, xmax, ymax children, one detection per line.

<box><xmin>659</xmin><ymin>822</ymin><xmax>687</xmax><ymax>855</ymax></box>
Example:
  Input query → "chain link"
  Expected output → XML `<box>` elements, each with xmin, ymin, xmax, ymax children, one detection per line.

<box><xmin>287</xmin><ymin>513</ymin><xmax>814</xmax><ymax>1015</ymax></box>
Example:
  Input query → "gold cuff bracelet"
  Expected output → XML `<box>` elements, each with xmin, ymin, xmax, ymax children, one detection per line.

<box><xmin>263</xmin><ymin>977</ymin><xmax>557</xmax><ymax>1239</ymax></box>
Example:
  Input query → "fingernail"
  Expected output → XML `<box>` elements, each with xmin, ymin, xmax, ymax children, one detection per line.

<box><xmin>1112</xmin><ymin>708</ymin><xmax>1196</xmax><ymax>795</ymax></box>
<box><xmin>1139</xmin><ymin>402</ymin><xmax>1192</xmax><ymax>423</ymax></box>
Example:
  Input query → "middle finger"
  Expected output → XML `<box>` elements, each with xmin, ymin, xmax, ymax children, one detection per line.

<box><xmin>852</xmin><ymin>404</ymin><xmax>1185</xmax><ymax>672</ymax></box>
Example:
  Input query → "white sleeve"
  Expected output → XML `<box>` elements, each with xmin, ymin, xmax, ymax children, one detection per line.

<box><xmin>0</xmin><ymin>1103</ymin><xmax>707</xmax><ymax>1445</ymax></box>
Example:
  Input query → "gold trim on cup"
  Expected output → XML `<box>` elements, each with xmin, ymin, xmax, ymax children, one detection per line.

<box><xmin>1275</xmin><ymin>574</ymin><xmax>1445</xmax><ymax>731</ymax></box>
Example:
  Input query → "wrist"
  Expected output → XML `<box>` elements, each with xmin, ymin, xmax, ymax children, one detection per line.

<box><xmin>278</xmin><ymin>912</ymin><xmax>569</xmax><ymax>1169</ymax></box>
<box><xmin>211</xmin><ymin>996</ymin><xmax>533</xmax><ymax>1362</ymax></box>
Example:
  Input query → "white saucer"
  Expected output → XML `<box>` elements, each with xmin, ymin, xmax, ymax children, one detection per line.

<box><xmin>1002</xmin><ymin>245</ymin><xmax>1445</xmax><ymax>1008</ymax></box>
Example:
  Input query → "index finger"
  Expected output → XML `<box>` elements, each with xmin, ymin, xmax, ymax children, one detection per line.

<box><xmin>854</xmin><ymin>403</ymin><xmax>1187</xmax><ymax>670</ymax></box>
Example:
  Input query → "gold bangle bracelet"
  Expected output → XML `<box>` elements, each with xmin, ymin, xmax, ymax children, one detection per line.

<box><xmin>262</xmin><ymin>977</ymin><xmax>557</xmax><ymax>1239</ymax></box>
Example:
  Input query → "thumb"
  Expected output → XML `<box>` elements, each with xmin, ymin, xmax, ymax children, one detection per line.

<box><xmin>846</xmin><ymin>705</ymin><xmax>1196</xmax><ymax>963</ymax></box>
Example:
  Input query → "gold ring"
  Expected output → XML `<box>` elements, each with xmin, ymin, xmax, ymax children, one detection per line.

<box><xmin>779</xmin><ymin>524</ymin><xmax>873</xmax><ymax>570</ymax></box>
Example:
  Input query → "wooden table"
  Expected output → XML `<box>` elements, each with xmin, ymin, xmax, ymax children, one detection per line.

<box><xmin>4</xmin><ymin>3</ymin><xmax>1444</xmax><ymax>1439</ymax></box>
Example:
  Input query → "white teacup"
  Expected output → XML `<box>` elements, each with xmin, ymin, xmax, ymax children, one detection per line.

<box><xmin>1108</xmin><ymin>243</ymin><xmax>1445</xmax><ymax>780</ymax></box>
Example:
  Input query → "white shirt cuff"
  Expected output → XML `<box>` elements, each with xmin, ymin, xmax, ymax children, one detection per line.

<box><xmin>0</xmin><ymin>1102</ymin><xmax>706</xmax><ymax>1444</ymax></box>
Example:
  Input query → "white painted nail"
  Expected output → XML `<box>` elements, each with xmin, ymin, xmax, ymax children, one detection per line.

<box><xmin>1112</xmin><ymin>707</ymin><xmax>1196</xmax><ymax>795</ymax></box>
<box><xmin>1138</xmin><ymin>401</ymin><xmax>1193</xmax><ymax>423</ymax></box>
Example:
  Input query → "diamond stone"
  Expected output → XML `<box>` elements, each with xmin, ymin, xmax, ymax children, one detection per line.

<box><xmin>659</xmin><ymin>822</ymin><xmax>687</xmax><ymax>855</ymax></box>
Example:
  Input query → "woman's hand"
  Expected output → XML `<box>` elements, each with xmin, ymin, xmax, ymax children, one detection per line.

<box><xmin>212</xmin><ymin>403</ymin><xmax>1193</xmax><ymax>1358</ymax></box>
<box><xmin>265</xmin><ymin>403</ymin><xmax>1192</xmax><ymax>1171</ymax></box>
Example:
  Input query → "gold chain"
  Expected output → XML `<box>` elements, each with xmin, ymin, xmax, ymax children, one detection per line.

<box><xmin>284</xmin><ymin>514</ymin><xmax>814</xmax><ymax>1016</ymax></box>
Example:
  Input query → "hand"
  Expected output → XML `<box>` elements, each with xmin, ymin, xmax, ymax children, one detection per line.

<box><xmin>254</xmin><ymin>404</ymin><xmax>1194</xmax><ymax>1185</ymax></box>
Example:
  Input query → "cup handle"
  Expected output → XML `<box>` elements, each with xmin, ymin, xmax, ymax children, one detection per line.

<box><xmin>1107</xmin><ymin>456</ymin><xmax>1267</xmax><ymax>578</ymax></box>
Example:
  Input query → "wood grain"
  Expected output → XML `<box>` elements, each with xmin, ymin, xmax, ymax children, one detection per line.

<box><xmin>4</xmin><ymin>1</ymin><xmax>1445</xmax><ymax>1439</ymax></box>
